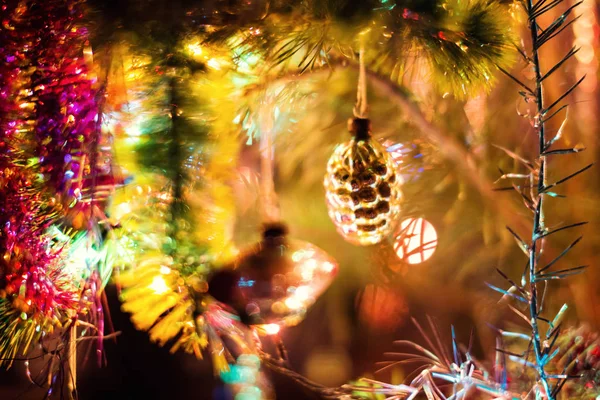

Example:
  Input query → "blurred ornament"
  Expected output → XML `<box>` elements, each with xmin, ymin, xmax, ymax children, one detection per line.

<box><xmin>324</xmin><ymin>118</ymin><xmax>402</xmax><ymax>246</ymax></box>
<box><xmin>208</xmin><ymin>223</ymin><xmax>338</xmax><ymax>328</ymax></box>
<box><xmin>394</xmin><ymin>218</ymin><xmax>437</xmax><ymax>264</ymax></box>
<box><xmin>356</xmin><ymin>284</ymin><xmax>409</xmax><ymax>332</ymax></box>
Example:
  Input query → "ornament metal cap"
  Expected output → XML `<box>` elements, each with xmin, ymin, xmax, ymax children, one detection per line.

<box><xmin>261</xmin><ymin>222</ymin><xmax>289</xmax><ymax>240</ymax></box>
<box><xmin>348</xmin><ymin>118</ymin><xmax>371</xmax><ymax>141</ymax></box>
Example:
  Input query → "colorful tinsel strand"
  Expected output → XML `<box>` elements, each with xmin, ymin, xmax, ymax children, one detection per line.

<box><xmin>0</xmin><ymin>0</ymin><xmax>111</xmax><ymax>371</ymax></box>
<box><xmin>0</xmin><ymin>163</ymin><xmax>81</xmax><ymax>367</ymax></box>
<box><xmin>1</xmin><ymin>0</ymin><xmax>100</xmax><ymax>206</ymax></box>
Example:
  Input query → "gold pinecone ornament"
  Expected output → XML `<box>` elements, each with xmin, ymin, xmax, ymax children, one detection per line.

<box><xmin>324</xmin><ymin>118</ymin><xmax>402</xmax><ymax>246</ymax></box>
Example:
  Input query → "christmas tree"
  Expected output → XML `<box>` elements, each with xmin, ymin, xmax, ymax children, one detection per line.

<box><xmin>1</xmin><ymin>0</ymin><xmax>599</xmax><ymax>399</ymax></box>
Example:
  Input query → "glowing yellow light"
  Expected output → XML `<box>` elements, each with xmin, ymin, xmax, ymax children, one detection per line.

<box><xmin>575</xmin><ymin>44</ymin><xmax>595</xmax><ymax>64</ymax></box>
<box><xmin>65</xmin><ymin>242</ymin><xmax>96</xmax><ymax>278</ymax></box>
<box><xmin>294</xmin><ymin>286</ymin><xmax>311</xmax><ymax>301</ymax></box>
<box><xmin>291</xmin><ymin>250</ymin><xmax>304</xmax><ymax>262</ymax></box>
<box><xmin>125</xmin><ymin>124</ymin><xmax>142</xmax><ymax>137</ymax></box>
<box><xmin>114</xmin><ymin>202</ymin><xmax>132</xmax><ymax>220</ymax></box>
<box><xmin>304</xmin><ymin>259</ymin><xmax>317</xmax><ymax>270</ymax></box>
<box><xmin>157</xmin><ymin>192</ymin><xmax>170</xmax><ymax>201</ymax></box>
<box><xmin>300</xmin><ymin>268</ymin><xmax>313</xmax><ymax>281</ymax></box>
<box><xmin>148</xmin><ymin>276</ymin><xmax>170</xmax><ymax>295</ymax></box>
<box><xmin>83</xmin><ymin>46</ymin><xmax>94</xmax><ymax>58</ymax></box>
<box><xmin>262</xmin><ymin>324</ymin><xmax>280</xmax><ymax>335</ymax></box>
<box><xmin>322</xmin><ymin>262</ymin><xmax>336</xmax><ymax>273</ymax></box>
<box><xmin>187</xmin><ymin>42</ymin><xmax>203</xmax><ymax>56</ymax></box>
<box><xmin>285</xmin><ymin>296</ymin><xmax>303</xmax><ymax>310</ymax></box>
<box><xmin>394</xmin><ymin>218</ymin><xmax>438</xmax><ymax>264</ymax></box>
<box><xmin>207</xmin><ymin>58</ymin><xmax>221</xmax><ymax>70</ymax></box>
<box><xmin>159</xmin><ymin>266</ymin><xmax>171</xmax><ymax>275</ymax></box>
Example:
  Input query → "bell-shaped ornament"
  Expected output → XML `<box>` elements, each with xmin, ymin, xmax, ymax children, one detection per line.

<box><xmin>324</xmin><ymin>118</ymin><xmax>402</xmax><ymax>245</ymax></box>
<box><xmin>208</xmin><ymin>223</ymin><xmax>338</xmax><ymax>328</ymax></box>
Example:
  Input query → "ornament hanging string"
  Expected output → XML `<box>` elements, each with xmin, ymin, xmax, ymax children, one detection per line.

<box><xmin>259</xmin><ymin>98</ymin><xmax>281</xmax><ymax>222</ymax></box>
<box><xmin>353</xmin><ymin>44</ymin><xmax>368</xmax><ymax>119</ymax></box>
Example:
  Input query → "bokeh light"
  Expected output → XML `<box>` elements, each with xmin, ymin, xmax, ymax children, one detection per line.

<box><xmin>394</xmin><ymin>218</ymin><xmax>437</xmax><ymax>264</ymax></box>
<box><xmin>258</xmin><ymin>323</ymin><xmax>281</xmax><ymax>335</ymax></box>
<box><xmin>356</xmin><ymin>284</ymin><xmax>409</xmax><ymax>332</ymax></box>
<box><xmin>148</xmin><ymin>276</ymin><xmax>170</xmax><ymax>294</ymax></box>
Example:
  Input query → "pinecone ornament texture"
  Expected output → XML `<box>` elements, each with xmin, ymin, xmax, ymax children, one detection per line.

<box><xmin>324</xmin><ymin>119</ymin><xmax>402</xmax><ymax>246</ymax></box>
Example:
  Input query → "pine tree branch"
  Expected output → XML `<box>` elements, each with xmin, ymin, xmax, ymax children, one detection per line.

<box><xmin>204</xmin><ymin>0</ymin><xmax>516</xmax><ymax>98</ymax></box>
<box><xmin>259</xmin><ymin>352</ymin><xmax>353</xmax><ymax>399</ymax></box>
<box><xmin>521</xmin><ymin>0</ymin><xmax>585</xmax><ymax>396</ymax></box>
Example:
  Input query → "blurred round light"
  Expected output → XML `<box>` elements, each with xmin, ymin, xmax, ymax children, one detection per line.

<box><xmin>394</xmin><ymin>218</ymin><xmax>437</xmax><ymax>264</ymax></box>
<box><xmin>357</xmin><ymin>284</ymin><xmax>409</xmax><ymax>331</ymax></box>
<box><xmin>148</xmin><ymin>276</ymin><xmax>170</xmax><ymax>294</ymax></box>
<box><xmin>260</xmin><ymin>323</ymin><xmax>280</xmax><ymax>335</ymax></box>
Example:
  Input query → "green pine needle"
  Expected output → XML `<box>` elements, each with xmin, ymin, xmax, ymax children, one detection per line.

<box><xmin>418</xmin><ymin>0</ymin><xmax>517</xmax><ymax>98</ymax></box>
<box><xmin>208</xmin><ymin>0</ymin><xmax>516</xmax><ymax>99</ymax></box>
